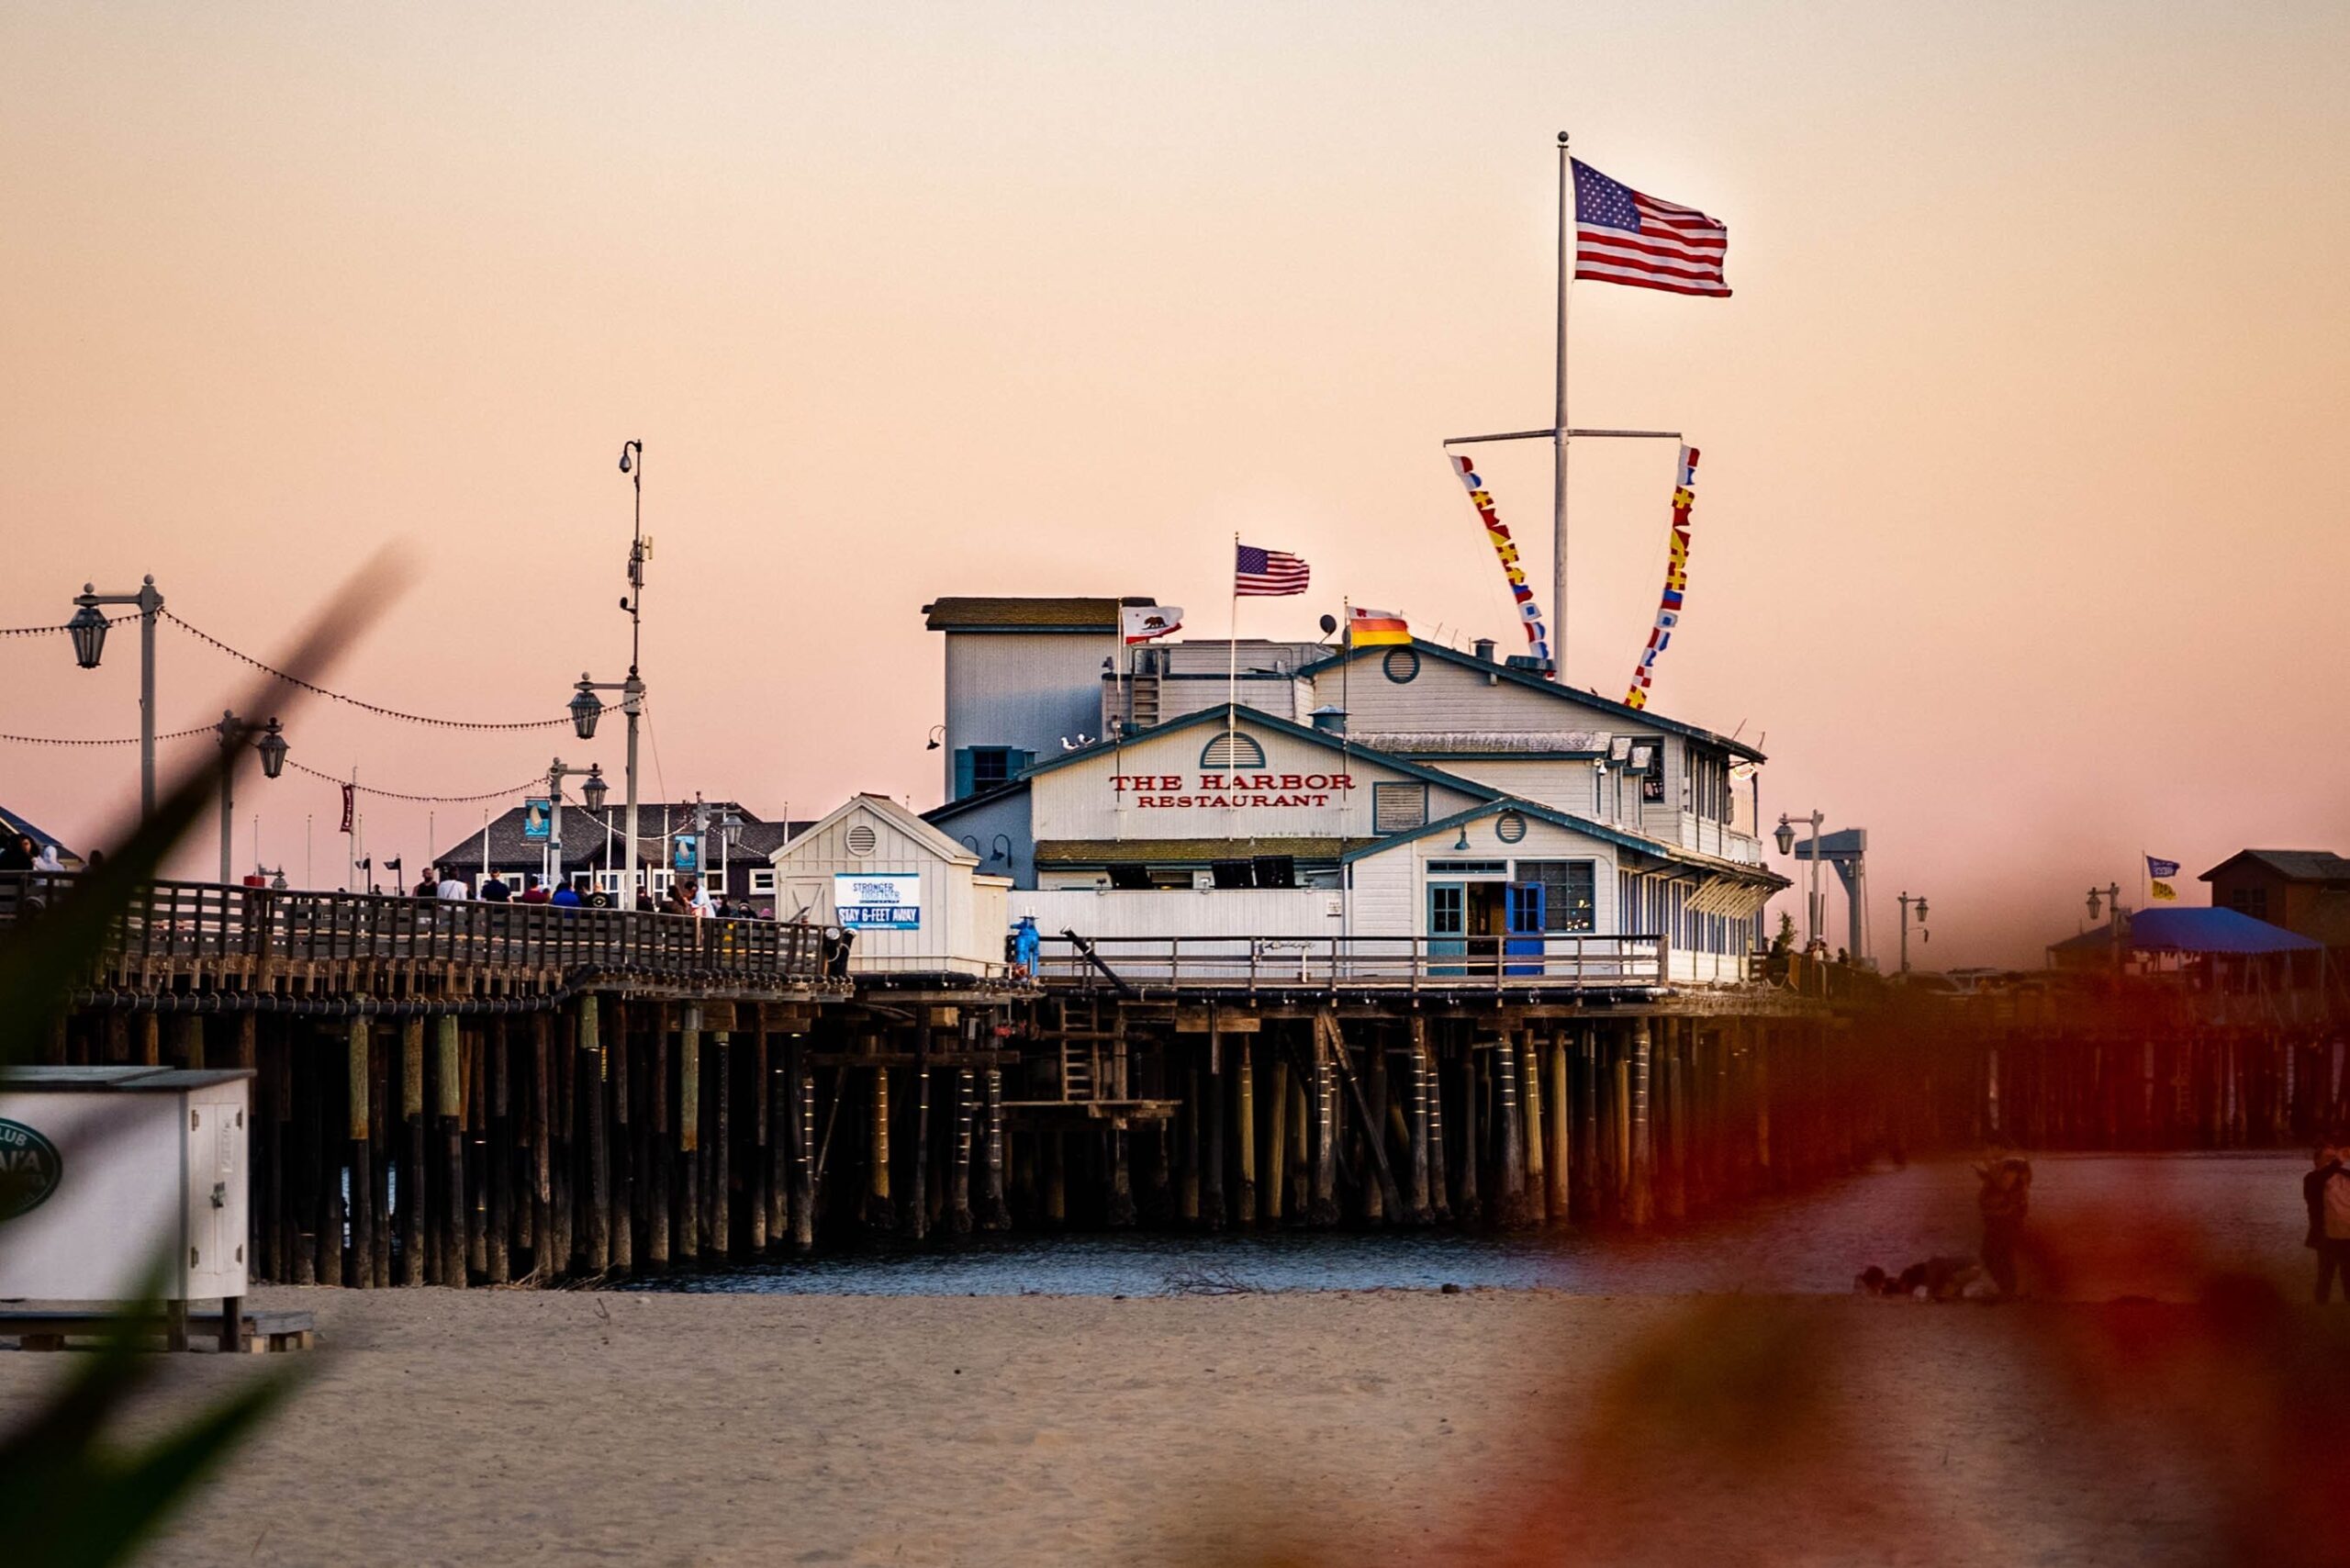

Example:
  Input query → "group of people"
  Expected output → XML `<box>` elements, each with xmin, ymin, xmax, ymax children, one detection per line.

<box><xmin>0</xmin><ymin>833</ymin><xmax>67</xmax><ymax>872</ymax></box>
<box><xmin>407</xmin><ymin>865</ymin><xmax>769</xmax><ymax>920</ymax></box>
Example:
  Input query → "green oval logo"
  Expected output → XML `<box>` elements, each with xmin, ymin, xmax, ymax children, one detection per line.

<box><xmin>0</xmin><ymin>1118</ymin><xmax>62</xmax><ymax>1221</ymax></box>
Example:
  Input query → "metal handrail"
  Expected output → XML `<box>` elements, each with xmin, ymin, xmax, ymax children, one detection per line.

<box><xmin>1028</xmin><ymin>931</ymin><xmax>1669</xmax><ymax>989</ymax></box>
<box><xmin>0</xmin><ymin>871</ymin><xmax>830</xmax><ymax>987</ymax></box>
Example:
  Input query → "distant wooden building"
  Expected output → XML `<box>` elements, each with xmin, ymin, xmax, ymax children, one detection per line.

<box><xmin>2198</xmin><ymin>849</ymin><xmax>2350</xmax><ymax>945</ymax></box>
<box><xmin>431</xmin><ymin>801</ymin><xmax>811</xmax><ymax>908</ymax></box>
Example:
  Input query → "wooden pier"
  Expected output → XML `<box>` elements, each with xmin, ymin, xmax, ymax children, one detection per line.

<box><xmin>7</xmin><ymin>871</ymin><xmax>1914</xmax><ymax>1288</ymax></box>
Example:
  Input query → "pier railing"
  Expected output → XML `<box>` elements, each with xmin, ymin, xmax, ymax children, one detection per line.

<box><xmin>1034</xmin><ymin>932</ymin><xmax>1669</xmax><ymax>991</ymax></box>
<box><xmin>0</xmin><ymin>872</ymin><xmax>831</xmax><ymax>990</ymax></box>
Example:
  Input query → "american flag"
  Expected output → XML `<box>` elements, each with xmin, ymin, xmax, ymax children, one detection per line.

<box><xmin>1235</xmin><ymin>543</ymin><xmax>1311</xmax><ymax>597</ymax></box>
<box><xmin>1572</xmin><ymin>159</ymin><xmax>1729</xmax><ymax>297</ymax></box>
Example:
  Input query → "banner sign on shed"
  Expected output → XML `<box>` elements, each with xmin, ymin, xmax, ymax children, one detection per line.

<box><xmin>834</xmin><ymin>872</ymin><xmax>921</xmax><ymax>931</ymax></box>
<box><xmin>521</xmin><ymin>800</ymin><xmax>552</xmax><ymax>842</ymax></box>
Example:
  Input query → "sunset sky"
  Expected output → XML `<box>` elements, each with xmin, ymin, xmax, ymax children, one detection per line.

<box><xmin>4</xmin><ymin>3</ymin><xmax>2344</xmax><ymax>964</ymax></box>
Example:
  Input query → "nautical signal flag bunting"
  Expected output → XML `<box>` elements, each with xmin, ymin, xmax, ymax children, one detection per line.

<box><xmin>1348</xmin><ymin>607</ymin><xmax>1410</xmax><ymax>647</ymax></box>
<box><xmin>1235</xmin><ymin>543</ymin><xmax>1311</xmax><ymax>597</ymax></box>
<box><xmin>1572</xmin><ymin>160</ymin><xmax>1729</xmax><ymax>297</ymax></box>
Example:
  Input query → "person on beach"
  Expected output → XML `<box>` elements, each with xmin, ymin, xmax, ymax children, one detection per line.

<box><xmin>2307</xmin><ymin>1142</ymin><xmax>2349</xmax><ymax>1304</ymax></box>
<box><xmin>1975</xmin><ymin>1141</ymin><xmax>2032</xmax><ymax>1297</ymax></box>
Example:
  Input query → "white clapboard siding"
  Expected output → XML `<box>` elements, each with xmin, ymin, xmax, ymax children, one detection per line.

<box><xmin>771</xmin><ymin>795</ymin><xmax>1005</xmax><ymax>975</ymax></box>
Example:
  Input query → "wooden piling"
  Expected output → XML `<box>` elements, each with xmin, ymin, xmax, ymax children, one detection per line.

<box><xmin>864</xmin><ymin>1058</ymin><xmax>892</xmax><ymax>1231</ymax></box>
<box><xmin>347</xmin><ymin>1016</ymin><xmax>373</xmax><ymax>1287</ymax></box>
<box><xmin>582</xmin><ymin>996</ymin><xmax>610</xmax><ymax>1275</ymax></box>
<box><xmin>531</xmin><ymin>1013</ymin><xmax>553</xmax><ymax>1279</ymax></box>
<box><xmin>982</xmin><ymin>1065</ymin><xmax>1010</xmax><ymax>1230</ymax></box>
<box><xmin>711</xmin><ymin>1032</ymin><xmax>732</xmax><ymax>1257</ymax></box>
<box><xmin>1547</xmin><ymin>1035</ymin><xmax>1570</xmax><ymax>1224</ymax></box>
<box><xmin>644</xmin><ymin>1005</ymin><xmax>669</xmax><ymax>1270</ymax></box>
<box><xmin>465</xmin><ymin>1025</ymin><xmax>488</xmax><ymax>1280</ymax></box>
<box><xmin>1628</xmin><ymin>1018</ymin><xmax>1655</xmax><ymax>1227</ymax></box>
<box><xmin>678</xmin><ymin>1008</ymin><xmax>703</xmax><ymax>1260</ymax></box>
<box><xmin>749</xmin><ymin>1025</ymin><xmax>772</xmax><ymax>1253</ymax></box>
<box><xmin>1662</xmin><ymin>1019</ymin><xmax>1688</xmax><ymax>1223</ymax></box>
<box><xmin>1406</xmin><ymin>1018</ymin><xmax>1433</xmax><ymax>1224</ymax></box>
<box><xmin>949</xmin><ymin>1065</ymin><xmax>975</xmax><ymax>1235</ymax></box>
<box><xmin>1264</xmin><ymin>1055</ymin><xmax>1288</xmax><ymax>1225</ymax></box>
<box><xmin>1363</xmin><ymin>1032</ymin><xmax>1390</xmax><ymax>1226</ymax></box>
<box><xmin>1234</xmin><ymin>1036</ymin><xmax>1257</xmax><ymax>1226</ymax></box>
<box><xmin>906</xmin><ymin>1044</ymin><xmax>931</xmax><ymax>1243</ymax></box>
<box><xmin>437</xmin><ymin>1014</ymin><xmax>466</xmax><ymax>1286</ymax></box>
<box><xmin>1309</xmin><ymin>1014</ymin><xmax>1339</xmax><ymax>1226</ymax></box>
<box><xmin>1455</xmin><ymin>1043</ymin><xmax>1481</xmax><ymax>1224</ymax></box>
<box><xmin>610</xmin><ymin>1001</ymin><xmax>634</xmax><ymax>1273</ymax></box>
<box><xmin>1203</xmin><ymin>1039</ymin><xmax>1226</xmax><ymax>1230</ymax></box>
<box><xmin>400</xmin><ymin>1017</ymin><xmax>425</xmax><ymax>1284</ymax></box>
<box><xmin>1518</xmin><ymin>1035</ymin><xmax>1545</xmax><ymax>1225</ymax></box>
<box><xmin>487</xmin><ymin>1020</ymin><xmax>512</xmax><ymax>1285</ymax></box>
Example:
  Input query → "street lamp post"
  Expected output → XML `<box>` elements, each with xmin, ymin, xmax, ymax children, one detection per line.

<box><xmin>212</xmin><ymin>712</ymin><xmax>289</xmax><ymax>883</ymax></box>
<box><xmin>565</xmin><ymin>435</ymin><xmax>651</xmax><ymax>905</ymax></box>
<box><xmin>67</xmin><ymin>576</ymin><xmax>165</xmax><ymax>817</ymax></box>
<box><xmin>2087</xmin><ymin>882</ymin><xmax>2124</xmax><ymax>971</ymax></box>
<box><xmin>1774</xmin><ymin>809</ymin><xmax>1829</xmax><ymax>952</ymax></box>
<box><xmin>1897</xmin><ymin>891</ymin><xmax>1930</xmax><ymax>973</ymax></box>
<box><xmin>544</xmin><ymin>758</ymin><xmax>603</xmax><ymax>894</ymax></box>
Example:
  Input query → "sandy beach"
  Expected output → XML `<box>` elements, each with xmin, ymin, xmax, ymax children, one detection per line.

<box><xmin>8</xmin><ymin>1277</ymin><xmax>2339</xmax><ymax>1568</ymax></box>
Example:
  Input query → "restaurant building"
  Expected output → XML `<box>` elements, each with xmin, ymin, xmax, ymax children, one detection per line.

<box><xmin>921</xmin><ymin>597</ymin><xmax>1785</xmax><ymax>984</ymax></box>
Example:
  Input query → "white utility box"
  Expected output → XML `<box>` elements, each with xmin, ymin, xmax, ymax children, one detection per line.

<box><xmin>0</xmin><ymin>1066</ymin><xmax>252</xmax><ymax>1304</ymax></box>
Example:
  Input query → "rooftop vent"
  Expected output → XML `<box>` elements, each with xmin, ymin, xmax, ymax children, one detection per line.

<box><xmin>1472</xmin><ymin>637</ymin><xmax>1497</xmax><ymax>663</ymax></box>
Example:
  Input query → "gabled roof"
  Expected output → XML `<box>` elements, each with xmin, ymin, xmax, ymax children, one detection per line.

<box><xmin>922</xmin><ymin>597</ymin><xmax>1154</xmax><ymax>633</ymax></box>
<box><xmin>1292</xmin><ymin>639</ymin><xmax>1764</xmax><ymax>762</ymax></box>
<box><xmin>777</xmin><ymin>793</ymin><xmax>979</xmax><ymax>867</ymax></box>
<box><xmin>431</xmin><ymin>801</ymin><xmax>794</xmax><ymax>874</ymax></box>
<box><xmin>1341</xmin><ymin>795</ymin><xmax>1790</xmax><ymax>890</ymax></box>
<box><xmin>1014</xmin><ymin>702</ymin><xmax>1506</xmax><ymax>801</ymax></box>
<box><xmin>923</xmin><ymin>777</ymin><xmax>1032</xmax><ymax>826</ymax></box>
<box><xmin>2198</xmin><ymin>849</ymin><xmax>2350</xmax><ymax>884</ymax></box>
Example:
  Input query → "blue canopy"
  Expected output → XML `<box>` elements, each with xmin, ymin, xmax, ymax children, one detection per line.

<box><xmin>2122</xmin><ymin>906</ymin><xmax>2322</xmax><ymax>955</ymax></box>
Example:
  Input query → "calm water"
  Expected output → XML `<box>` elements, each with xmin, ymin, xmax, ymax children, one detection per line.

<box><xmin>622</xmin><ymin>1153</ymin><xmax>2316</xmax><ymax>1302</ymax></box>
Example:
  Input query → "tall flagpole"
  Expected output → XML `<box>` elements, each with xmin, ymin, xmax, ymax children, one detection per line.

<box><xmin>1226</xmin><ymin>533</ymin><xmax>1239</xmax><ymax>760</ymax></box>
<box><xmin>1553</xmin><ymin>129</ymin><xmax>1573</xmax><ymax>683</ymax></box>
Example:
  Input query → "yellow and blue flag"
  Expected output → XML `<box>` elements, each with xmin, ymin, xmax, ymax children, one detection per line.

<box><xmin>2147</xmin><ymin>855</ymin><xmax>2180</xmax><ymax>902</ymax></box>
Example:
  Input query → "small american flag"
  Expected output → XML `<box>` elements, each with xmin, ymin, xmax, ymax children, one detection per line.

<box><xmin>1572</xmin><ymin>159</ymin><xmax>1729</xmax><ymax>297</ymax></box>
<box><xmin>1235</xmin><ymin>543</ymin><xmax>1311</xmax><ymax>597</ymax></box>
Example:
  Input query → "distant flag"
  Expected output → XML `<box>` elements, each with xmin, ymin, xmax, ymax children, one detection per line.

<box><xmin>1572</xmin><ymin>160</ymin><xmax>1730</xmax><ymax>297</ymax></box>
<box><xmin>1235</xmin><ymin>543</ymin><xmax>1311</xmax><ymax>598</ymax></box>
<box><xmin>1348</xmin><ymin>606</ymin><xmax>1411</xmax><ymax>647</ymax></box>
<box><xmin>2147</xmin><ymin>855</ymin><xmax>2181</xmax><ymax>902</ymax></box>
<box><xmin>340</xmin><ymin>783</ymin><xmax>355</xmax><ymax>835</ymax></box>
<box><xmin>1122</xmin><ymin>604</ymin><xmax>1184</xmax><ymax>644</ymax></box>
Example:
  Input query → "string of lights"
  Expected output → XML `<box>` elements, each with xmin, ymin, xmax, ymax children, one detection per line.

<box><xmin>0</xmin><ymin>611</ymin><xmax>141</xmax><ymax>640</ymax></box>
<box><xmin>162</xmin><ymin>610</ymin><xmax>602</xmax><ymax>732</ymax></box>
<box><xmin>283</xmin><ymin>758</ymin><xmax>545</xmax><ymax>805</ymax></box>
<box><xmin>0</xmin><ymin>724</ymin><xmax>216</xmax><ymax>748</ymax></box>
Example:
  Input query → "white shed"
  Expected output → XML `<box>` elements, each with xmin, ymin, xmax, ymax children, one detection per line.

<box><xmin>771</xmin><ymin>794</ymin><xmax>1011</xmax><ymax>980</ymax></box>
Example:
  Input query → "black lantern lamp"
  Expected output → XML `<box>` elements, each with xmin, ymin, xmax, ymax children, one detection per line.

<box><xmin>581</xmin><ymin>763</ymin><xmax>610</xmax><ymax>814</ymax></box>
<box><xmin>256</xmin><ymin>717</ymin><xmax>288</xmax><ymax>779</ymax></box>
<box><xmin>570</xmin><ymin>678</ymin><xmax>603</xmax><ymax>741</ymax></box>
<box><xmin>67</xmin><ymin>592</ymin><xmax>110</xmax><ymax>669</ymax></box>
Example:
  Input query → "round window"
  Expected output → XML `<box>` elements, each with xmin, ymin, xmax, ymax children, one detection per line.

<box><xmin>845</xmin><ymin>823</ymin><xmax>878</xmax><ymax>857</ymax></box>
<box><xmin>1495</xmin><ymin>811</ymin><xmax>1528</xmax><ymax>844</ymax></box>
<box><xmin>1382</xmin><ymin>646</ymin><xmax>1421</xmax><ymax>684</ymax></box>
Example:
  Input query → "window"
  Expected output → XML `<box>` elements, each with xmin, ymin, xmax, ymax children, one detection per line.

<box><xmin>1517</xmin><ymin>860</ymin><xmax>1596</xmax><ymax>933</ymax></box>
<box><xmin>1372</xmin><ymin>781</ymin><xmax>1427</xmax><ymax>833</ymax></box>
<box><xmin>1427</xmin><ymin>859</ymin><xmax>1507</xmax><ymax>877</ymax></box>
<box><xmin>1633</xmin><ymin>739</ymin><xmax>1666</xmax><ymax>803</ymax></box>
<box><xmin>2230</xmin><ymin>885</ymin><xmax>2268</xmax><ymax>921</ymax></box>
<box><xmin>1382</xmin><ymin>646</ymin><xmax>1421</xmax><ymax>684</ymax></box>
<box><xmin>747</xmin><ymin>868</ymin><xmax>777</xmax><ymax>894</ymax></box>
<box><xmin>1494</xmin><ymin>810</ymin><xmax>1528</xmax><ymax>844</ymax></box>
<box><xmin>1200</xmin><ymin>732</ymin><xmax>1266</xmax><ymax>768</ymax></box>
<box><xmin>951</xmin><ymin>746</ymin><xmax>1033</xmax><ymax>800</ymax></box>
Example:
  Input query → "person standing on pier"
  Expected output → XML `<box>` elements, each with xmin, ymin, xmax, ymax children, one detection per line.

<box><xmin>2305</xmin><ymin>1142</ymin><xmax>2348</xmax><ymax>1304</ymax></box>
<box><xmin>1975</xmin><ymin>1141</ymin><xmax>2032</xmax><ymax>1297</ymax></box>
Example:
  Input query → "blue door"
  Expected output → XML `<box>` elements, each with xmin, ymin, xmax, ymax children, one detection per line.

<box><xmin>1505</xmin><ymin>881</ymin><xmax>1546</xmax><ymax>976</ymax></box>
<box><xmin>1427</xmin><ymin>882</ymin><xmax>1466</xmax><ymax>977</ymax></box>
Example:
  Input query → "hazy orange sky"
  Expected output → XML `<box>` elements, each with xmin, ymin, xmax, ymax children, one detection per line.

<box><xmin>5</xmin><ymin>3</ymin><xmax>2344</xmax><ymax>964</ymax></box>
